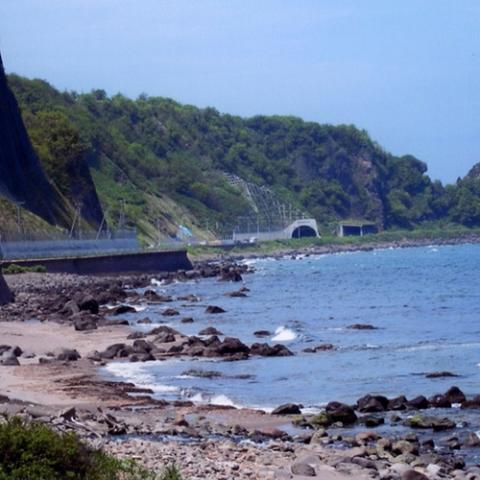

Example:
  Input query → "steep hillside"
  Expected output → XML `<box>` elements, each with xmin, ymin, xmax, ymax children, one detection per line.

<box><xmin>6</xmin><ymin>73</ymin><xmax>480</xmax><ymax>240</ymax></box>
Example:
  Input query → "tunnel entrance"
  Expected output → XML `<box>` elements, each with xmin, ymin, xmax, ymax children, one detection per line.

<box><xmin>291</xmin><ymin>226</ymin><xmax>317</xmax><ymax>238</ymax></box>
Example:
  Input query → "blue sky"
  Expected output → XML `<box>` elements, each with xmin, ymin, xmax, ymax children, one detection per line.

<box><xmin>0</xmin><ymin>0</ymin><xmax>479</xmax><ymax>183</ymax></box>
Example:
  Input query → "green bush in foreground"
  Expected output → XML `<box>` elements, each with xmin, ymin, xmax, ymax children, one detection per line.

<box><xmin>0</xmin><ymin>417</ymin><xmax>181</xmax><ymax>480</ymax></box>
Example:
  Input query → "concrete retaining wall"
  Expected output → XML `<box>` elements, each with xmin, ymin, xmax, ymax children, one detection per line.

<box><xmin>1</xmin><ymin>250</ymin><xmax>192</xmax><ymax>276</ymax></box>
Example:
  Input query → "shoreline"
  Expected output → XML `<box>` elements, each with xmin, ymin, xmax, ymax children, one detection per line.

<box><xmin>1</xmin><ymin>258</ymin><xmax>480</xmax><ymax>479</ymax></box>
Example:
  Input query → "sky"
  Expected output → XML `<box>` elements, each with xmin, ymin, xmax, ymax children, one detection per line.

<box><xmin>0</xmin><ymin>0</ymin><xmax>479</xmax><ymax>183</ymax></box>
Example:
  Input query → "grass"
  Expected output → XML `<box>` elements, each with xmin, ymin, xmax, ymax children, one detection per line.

<box><xmin>0</xmin><ymin>417</ymin><xmax>182</xmax><ymax>480</ymax></box>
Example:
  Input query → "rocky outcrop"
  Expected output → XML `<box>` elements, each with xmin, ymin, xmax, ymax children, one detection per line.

<box><xmin>0</xmin><ymin>53</ymin><xmax>69</xmax><ymax>225</ymax></box>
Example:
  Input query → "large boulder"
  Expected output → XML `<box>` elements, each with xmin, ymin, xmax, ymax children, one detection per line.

<box><xmin>325</xmin><ymin>401</ymin><xmax>357</xmax><ymax>425</ymax></box>
<box><xmin>250</xmin><ymin>343</ymin><xmax>293</xmax><ymax>357</ymax></box>
<box><xmin>357</xmin><ymin>394</ymin><xmax>389</xmax><ymax>413</ymax></box>
<box><xmin>443</xmin><ymin>386</ymin><xmax>466</xmax><ymax>404</ymax></box>
<box><xmin>272</xmin><ymin>403</ymin><xmax>301</xmax><ymax>415</ymax></box>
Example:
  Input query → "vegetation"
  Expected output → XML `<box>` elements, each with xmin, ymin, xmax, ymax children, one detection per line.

<box><xmin>0</xmin><ymin>417</ymin><xmax>160</xmax><ymax>480</ymax></box>
<box><xmin>2</xmin><ymin>264</ymin><xmax>47</xmax><ymax>274</ymax></box>
<box><xmin>6</xmin><ymin>74</ymin><xmax>480</xmax><ymax>242</ymax></box>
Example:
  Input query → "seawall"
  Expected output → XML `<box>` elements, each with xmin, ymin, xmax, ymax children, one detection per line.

<box><xmin>1</xmin><ymin>250</ymin><xmax>192</xmax><ymax>275</ymax></box>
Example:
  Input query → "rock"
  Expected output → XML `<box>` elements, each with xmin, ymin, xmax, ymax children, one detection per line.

<box><xmin>162</xmin><ymin>308</ymin><xmax>179</xmax><ymax>317</ymax></box>
<box><xmin>392</xmin><ymin>440</ymin><xmax>419</xmax><ymax>456</ymax></box>
<box><xmin>303</xmin><ymin>344</ymin><xmax>335</xmax><ymax>353</ymax></box>
<box><xmin>63</xmin><ymin>299</ymin><xmax>80</xmax><ymax>316</ymax></box>
<box><xmin>199</xmin><ymin>327</ymin><xmax>223</xmax><ymax>336</ymax></box>
<box><xmin>357</xmin><ymin>394</ymin><xmax>388</xmax><ymax>412</ymax></box>
<box><xmin>55</xmin><ymin>348</ymin><xmax>81</xmax><ymax>361</ymax></box>
<box><xmin>153</xmin><ymin>332</ymin><xmax>175</xmax><ymax>343</ymax></box>
<box><xmin>425</xmin><ymin>371</ymin><xmax>459</xmax><ymax>378</ymax></box>
<box><xmin>98</xmin><ymin>343</ymin><xmax>133</xmax><ymax>360</ymax></box>
<box><xmin>402</xmin><ymin>470</ymin><xmax>429</xmax><ymax>480</ymax></box>
<box><xmin>73</xmin><ymin>315</ymin><xmax>98</xmax><ymax>331</ymax></box>
<box><xmin>462</xmin><ymin>395</ymin><xmax>480</xmax><ymax>408</ymax></box>
<box><xmin>429</xmin><ymin>394</ymin><xmax>451</xmax><ymax>408</ymax></box>
<box><xmin>250</xmin><ymin>343</ymin><xmax>294</xmax><ymax>357</ymax></box>
<box><xmin>205</xmin><ymin>305</ymin><xmax>226</xmax><ymax>314</ymax></box>
<box><xmin>325</xmin><ymin>401</ymin><xmax>357</xmax><ymax>425</ymax></box>
<box><xmin>111</xmin><ymin>305</ymin><xmax>136</xmax><ymax>315</ymax></box>
<box><xmin>58</xmin><ymin>407</ymin><xmax>77</xmax><ymax>421</ymax></box>
<box><xmin>388</xmin><ymin>395</ymin><xmax>408</xmax><ymax>410</ymax></box>
<box><xmin>361</xmin><ymin>415</ymin><xmax>385</xmax><ymax>427</ymax></box>
<box><xmin>132</xmin><ymin>339</ymin><xmax>153</xmax><ymax>353</ymax></box>
<box><xmin>406</xmin><ymin>415</ymin><xmax>456</xmax><ymax>431</ymax></box>
<box><xmin>181</xmin><ymin>317</ymin><xmax>194</xmax><ymax>323</ymax></box>
<box><xmin>271</xmin><ymin>403</ymin><xmax>302</xmax><ymax>415</ymax></box>
<box><xmin>219</xmin><ymin>270</ymin><xmax>243</xmax><ymax>282</ymax></box>
<box><xmin>444</xmin><ymin>386</ymin><xmax>466</xmax><ymax>404</ymax></box>
<box><xmin>148</xmin><ymin>325</ymin><xmax>179</xmax><ymax>336</ymax></box>
<box><xmin>0</xmin><ymin>351</ymin><xmax>19</xmax><ymax>366</ymax></box>
<box><xmin>127</xmin><ymin>331</ymin><xmax>147</xmax><ymax>340</ymax></box>
<box><xmin>347</xmin><ymin>323</ymin><xmax>378</xmax><ymax>330</ymax></box>
<box><xmin>463</xmin><ymin>432</ymin><xmax>480</xmax><ymax>447</ymax></box>
<box><xmin>227</xmin><ymin>290</ymin><xmax>247</xmax><ymax>297</ymax></box>
<box><xmin>78</xmin><ymin>295</ymin><xmax>99</xmax><ymax>314</ymax></box>
<box><xmin>254</xmin><ymin>330</ymin><xmax>271</xmax><ymax>337</ymax></box>
<box><xmin>182</xmin><ymin>369</ymin><xmax>222</xmax><ymax>379</ymax></box>
<box><xmin>407</xmin><ymin>395</ymin><xmax>430</xmax><ymax>410</ymax></box>
<box><xmin>144</xmin><ymin>290</ymin><xmax>172</xmax><ymax>302</ymax></box>
<box><xmin>291</xmin><ymin>462</ymin><xmax>316</xmax><ymax>477</ymax></box>
<box><xmin>137</xmin><ymin>317</ymin><xmax>152</xmax><ymax>324</ymax></box>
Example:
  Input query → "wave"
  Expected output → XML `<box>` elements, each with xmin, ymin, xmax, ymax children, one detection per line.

<box><xmin>272</xmin><ymin>326</ymin><xmax>297</xmax><ymax>342</ymax></box>
<box><xmin>189</xmin><ymin>392</ymin><xmax>241</xmax><ymax>408</ymax></box>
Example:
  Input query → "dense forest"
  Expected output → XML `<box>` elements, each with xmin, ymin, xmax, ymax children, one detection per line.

<box><xmin>6</xmin><ymin>73</ymin><xmax>480</xmax><ymax>241</ymax></box>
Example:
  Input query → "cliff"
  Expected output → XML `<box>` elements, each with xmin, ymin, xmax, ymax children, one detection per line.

<box><xmin>0</xmin><ymin>53</ymin><xmax>70</xmax><ymax>226</ymax></box>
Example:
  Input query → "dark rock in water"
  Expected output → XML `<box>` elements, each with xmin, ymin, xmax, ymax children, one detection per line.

<box><xmin>325</xmin><ymin>401</ymin><xmax>357</xmax><ymax>425</ymax></box>
<box><xmin>144</xmin><ymin>290</ymin><xmax>172</xmax><ymax>302</ymax></box>
<box><xmin>407</xmin><ymin>395</ymin><xmax>430</xmax><ymax>410</ymax></box>
<box><xmin>148</xmin><ymin>325</ymin><xmax>179</xmax><ymax>336</ymax></box>
<box><xmin>199</xmin><ymin>327</ymin><xmax>223</xmax><ymax>336</ymax></box>
<box><xmin>78</xmin><ymin>295</ymin><xmax>99</xmax><ymax>315</ymax></box>
<box><xmin>162</xmin><ymin>308</ymin><xmax>179</xmax><ymax>317</ymax></box>
<box><xmin>357</xmin><ymin>394</ymin><xmax>388</xmax><ymax>412</ymax></box>
<box><xmin>361</xmin><ymin>415</ymin><xmax>385</xmax><ymax>427</ymax></box>
<box><xmin>219</xmin><ymin>270</ymin><xmax>243</xmax><ymax>282</ymax></box>
<box><xmin>303</xmin><ymin>343</ymin><xmax>335</xmax><ymax>353</ymax></box>
<box><xmin>137</xmin><ymin>317</ymin><xmax>152</xmax><ymax>324</ymax></box>
<box><xmin>205</xmin><ymin>305</ymin><xmax>226</xmax><ymax>314</ymax></box>
<box><xmin>181</xmin><ymin>317</ymin><xmax>194</xmax><ymax>323</ymax></box>
<box><xmin>272</xmin><ymin>403</ymin><xmax>301</xmax><ymax>415</ymax></box>
<box><xmin>253</xmin><ymin>330</ymin><xmax>271</xmax><ymax>337</ymax></box>
<box><xmin>461</xmin><ymin>395</ymin><xmax>480</xmax><ymax>409</ymax></box>
<box><xmin>250</xmin><ymin>343</ymin><xmax>293</xmax><ymax>357</ymax></box>
<box><xmin>347</xmin><ymin>323</ymin><xmax>378</xmax><ymax>330</ymax></box>
<box><xmin>177</xmin><ymin>294</ymin><xmax>199</xmax><ymax>302</ymax></box>
<box><xmin>55</xmin><ymin>348</ymin><xmax>81</xmax><ymax>361</ymax></box>
<box><xmin>204</xmin><ymin>337</ymin><xmax>249</xmax><ymax>358</ymax></box>
<box><xmin>444</xmin><ymin>386</ymin><xmax>466</xmax><ymax>404</ymax></box>
<box><xmin>406</xmin><ymin>415</ymin><xmax>456</xmax><ymax>431</ymax></box>
<box><xmin>425</xmin><ymin>371</ymin><xmax>459</xmax><ymax>378</ymax></box>
<box><xmin>429</xmin><ymin>394</ymin><xmax>452</xmax><ymax>408</ymax></box>
<box><xmin>388</xmin><ymin>395</ymin><xmax>408</xmax><ymax>410</ymax></box>
<box><xmin>227</xmin><ymin>290</ymin><xmax>248</xmax><ymax>298</ymax></box>
<box><xmin>402</xmin><ymin>469</ymin><xmax>429</xmax><ymax>480</ymax></box>
<box><xmin>182</xmin><ymin>369</ymin><xmax>222</xmax><ymax>379</ymax></box>
<box><xmin>111</xmin><ymin>305</ymin><xmax>136</xmax><ymax>316</ymax></box>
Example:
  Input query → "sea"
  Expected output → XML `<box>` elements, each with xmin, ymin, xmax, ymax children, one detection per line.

<box><xmin>105</xmin><ymin>243</ymin><xmax>480</xmax><ymax>412</ymax></box>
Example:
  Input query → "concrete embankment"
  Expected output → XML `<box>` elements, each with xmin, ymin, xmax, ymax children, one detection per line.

<box><xmin>1</xmin><ymin>250</ymin><xmax>192</xmax><ymax>275</ymax></box>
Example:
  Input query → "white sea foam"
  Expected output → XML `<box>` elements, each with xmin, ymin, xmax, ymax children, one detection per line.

<box><xmin>272</xmin><ymin>326</ymin><xmax>297</xmax><ymax>342</ymax></box>
<box><xmin>150</xmin><ymin>278</ymin><xmax>163</xmax><ymax>287</ymax></box>
<box><xmin>189</xmin><ymin>392</ymin><xmax>241</xmax><ymax>408</ymax></box>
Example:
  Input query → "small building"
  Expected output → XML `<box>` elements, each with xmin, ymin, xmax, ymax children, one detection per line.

<box><xmin>337</xmin><ymin>221</ymin><xmax>377</xmax><ymax>237</ymax></box>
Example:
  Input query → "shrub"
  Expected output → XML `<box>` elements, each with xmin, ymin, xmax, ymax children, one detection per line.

<box><xmin>2</xmin><ymin>264</ymin><xmax>47</xmax><ymax>274</ymax></box>
<box><xmin>0</xmin><ymin>417</ymin><xmax>157</xmax><ymax>479</ymax></box>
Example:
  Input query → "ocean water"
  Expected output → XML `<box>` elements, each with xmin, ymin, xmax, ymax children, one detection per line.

<box><xmin>106</xmin><ymin>243</ymin><xmax>480</xmax><ymax>411</ymax></box>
